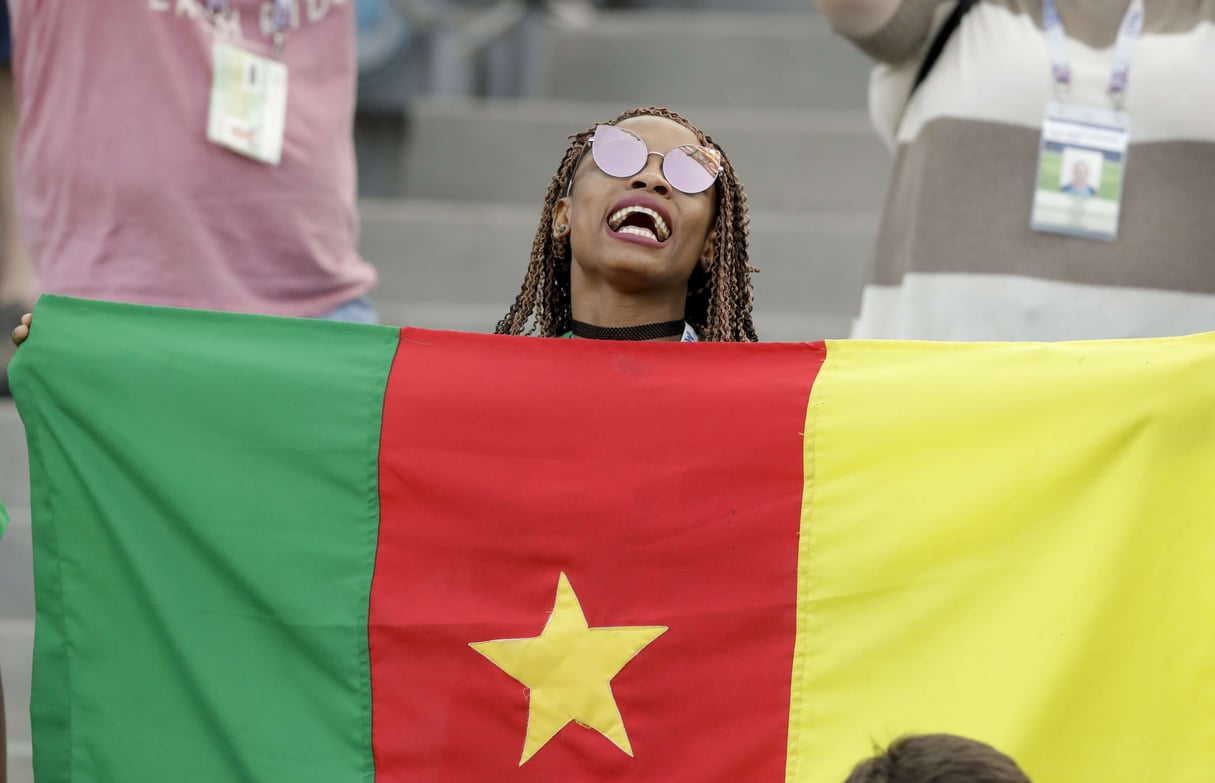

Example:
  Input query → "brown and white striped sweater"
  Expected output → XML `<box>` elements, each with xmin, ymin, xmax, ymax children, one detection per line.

<box><xmin>840</xmin><ymin>0</ymin><xmax>1215</xmax><ymax>340</ymax></box>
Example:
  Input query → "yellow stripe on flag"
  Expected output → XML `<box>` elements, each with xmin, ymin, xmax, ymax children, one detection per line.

<box><xmin>787</xmin><ymin>335</ymin><xmax>1215</xmax><ymax>783</ymax></box>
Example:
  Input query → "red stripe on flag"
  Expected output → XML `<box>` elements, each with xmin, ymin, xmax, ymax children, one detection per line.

<box><xmin>370</xmin><ymin>331</ymin><xmax>824</xmax><ymax>781</ymax></box>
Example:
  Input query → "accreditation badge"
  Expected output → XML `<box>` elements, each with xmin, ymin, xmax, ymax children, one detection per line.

<box><xmin>1030</xmin><ymin>101</ymin><xmax>1130</xmax><ymax>241</ymax></box>
<box><xmin>206</xmin><ymin>41</ymin><xmax>289</xmax><ymax>166</ymax></box>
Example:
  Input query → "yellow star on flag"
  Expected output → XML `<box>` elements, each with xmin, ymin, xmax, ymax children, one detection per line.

<box><xmin>470</xmin><ymin>572</ymin><xmax>668</xmax><ymax>766</ymax></box>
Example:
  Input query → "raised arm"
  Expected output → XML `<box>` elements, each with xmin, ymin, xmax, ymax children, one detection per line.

<box><xmin>817</xmin><ymin>0</ymin><xmax>948</xmax><ymax>63</ymax></box>
<box><xmin>816</xmin><ymin>0</ymin><xmax>903</xmax><ymax>38</ymax></box>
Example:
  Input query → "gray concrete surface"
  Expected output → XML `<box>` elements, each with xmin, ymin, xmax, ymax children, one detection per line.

<box><xmin>361</xmin><ymin>199</ymin><xmax>873</xmax><ymax>340</ymax></box>
<box><xmin>401</xmin><ymin>99</ymin><xmax>887</xmax><ymax>214</ymax></box>
<box><xmin>2</xmin><ymin>401</ymin><xmax>32</xmax><ymax>783</ymax></box>
<box><xmin>527</xmin><ymin>12</ymin><xmax>870</xmax><ymax>111</ymax></box>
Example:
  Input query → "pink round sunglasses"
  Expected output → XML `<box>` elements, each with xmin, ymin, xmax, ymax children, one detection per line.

<box><xmin>568</xmin><ymin>124</ymin><xmax>723</xmax><ymax>196</ymax></box>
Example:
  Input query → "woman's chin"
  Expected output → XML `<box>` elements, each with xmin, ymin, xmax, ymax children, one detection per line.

<box><xmin>578</xmin><ymin>256</ymin><xmax>696</xmax><ymax>296</ymax></box>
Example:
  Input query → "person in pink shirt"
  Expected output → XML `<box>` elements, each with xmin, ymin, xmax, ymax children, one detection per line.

<box><xmin>8</xmin><ymin>0</ymin><xmax>376</xmax><ymax>323</ymax></box>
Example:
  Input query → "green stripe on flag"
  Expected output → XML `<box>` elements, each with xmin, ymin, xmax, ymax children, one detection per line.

<box><xmin>10</xmin><ymin>296</ymin><xmax>399</xmax><ymax>782</ymax></box>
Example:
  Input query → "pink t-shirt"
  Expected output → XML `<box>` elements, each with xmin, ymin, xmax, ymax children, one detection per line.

<box><xmin>10</xmin><ymin>0</ymin><xmax>376</xmax><ymax>317</ymax></box>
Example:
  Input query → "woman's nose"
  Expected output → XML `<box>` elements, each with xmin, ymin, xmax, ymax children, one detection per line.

<box><xmin>629</xmin><ymin>153</ymin><xmax>670</xmax><ymax>196</ymax></box>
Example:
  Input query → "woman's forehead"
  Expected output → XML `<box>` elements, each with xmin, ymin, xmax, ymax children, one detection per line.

<box><xmin>614</xmin><ymin>115</ymin><xmax>702</xmax><ymax>148</ymax></box>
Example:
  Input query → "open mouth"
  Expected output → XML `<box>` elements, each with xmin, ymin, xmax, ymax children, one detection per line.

<box><xmin>607</xmin><ymin>204</ymin><xmax>671</xmax><ymax>244</ymax></box>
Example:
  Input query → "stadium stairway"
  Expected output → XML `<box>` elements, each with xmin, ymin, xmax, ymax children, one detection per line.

<box><xmin>359</xmin><ymin>6</ymin><xmax>889</xmax><ymax>341</ymax></box>
<box><xmin>1</xmin><ymin>401</ymin><xmax>32</xmax><ymax>783</ymax></box>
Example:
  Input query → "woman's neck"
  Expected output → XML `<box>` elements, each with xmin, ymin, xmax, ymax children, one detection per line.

<box><xmin>570</xmin><ymin>281</ymin><xmax>687</xmax><ymax>341</ymax></box>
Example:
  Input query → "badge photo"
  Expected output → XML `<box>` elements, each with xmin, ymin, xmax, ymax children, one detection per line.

<box><xmin>1030</xmin><ymin>102</ymin><xmax>1129</xmax><ymax>242</ymax></box>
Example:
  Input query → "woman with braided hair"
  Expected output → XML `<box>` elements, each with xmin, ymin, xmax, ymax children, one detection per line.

<box><xmin>496</xmin><ymin>107</ymin><xmax>757</xmax><ymax>343</ymax></box>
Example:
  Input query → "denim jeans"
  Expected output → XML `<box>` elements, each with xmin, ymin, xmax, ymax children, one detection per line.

<box><xmin>316</xmin><ymin>294</ymin><xmax>379</xmax><ymax>325</ymax></box>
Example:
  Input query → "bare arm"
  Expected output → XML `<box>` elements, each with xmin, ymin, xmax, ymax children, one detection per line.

<box><xmin>817</xmin><ymin>0</ymin><xmax>950</xmax><ymax>63</ymax></box>
<box><xmin>816</xmin><ymin>0</ymin><xmax>904</xmax><ymax>38</ymax></box>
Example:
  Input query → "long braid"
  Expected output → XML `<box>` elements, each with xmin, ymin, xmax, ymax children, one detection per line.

<box><xmin>496</xmin><ymin>107</ymin><xmax>757</xmax><ymax>342</ymax></box>
<box><xmin>496</xmin><ymin>142</ymin><xmax>580</xmax><ymax>336</ymax></box>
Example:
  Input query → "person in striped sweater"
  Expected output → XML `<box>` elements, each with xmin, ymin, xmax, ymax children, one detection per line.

<box><xmin>818</xmin><ymin>0</ymin><xmax>1215</xmax><ymax>341</ymax></box>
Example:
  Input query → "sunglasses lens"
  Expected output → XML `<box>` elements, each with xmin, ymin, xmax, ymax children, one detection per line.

<box><xmin>663</xmin><ymin>146</ymin><xmax>721</xmax><ymax>194</ymax></box>
<box><xmin>591</xmin><ymin>125</ymin><xmax>648</xmax><ymax>178</ymax></box>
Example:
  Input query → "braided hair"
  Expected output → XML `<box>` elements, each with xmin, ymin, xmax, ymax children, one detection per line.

<box><xmin>495</xmin><ymin>107</ymin><xmax>758</xmax><ymax>342</ymax></box>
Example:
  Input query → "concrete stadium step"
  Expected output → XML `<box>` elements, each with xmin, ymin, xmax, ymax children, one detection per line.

<box><xmin>527</xmin><ymin>11</ymin><xmax>870</xmax><ymax>111</ymax></box>
<box><xmin>1</xmin><ymin>402</ymin><xmax>35</xmax><ymax>621</ymax></box>
<box><xmin>399</xmin><ymin>99</ymin><xmax>890</xmax><ymax>214</ymax></box>
<box><xmin>1</xmin><ymin>401</ymin><xmax>28</xmax><ymax>508</ymax></box>
<box><xmin>0</xmin><ymin>505</ymin><xmax>33</xmax><ymax>618</ymax></box>
<box><xmin>1</xmin><ymin>408</ymin><xmax>32</xmax><ymax>778</ymax></box>
<box><xmin>360</xmin><ymin>198</ymin><xmax>871</xmax><ymax>340</ymax></box>
<box><xmin>1</xmin><ymin>617</ymin><xmax>35</xmax><ymax>783</ymax></box>
<box><xmin>6</xmin><ymin>749</ymin><xmax>33</xmax><ymax>783</ymax></box>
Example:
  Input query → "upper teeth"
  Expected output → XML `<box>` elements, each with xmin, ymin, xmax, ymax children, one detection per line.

<box><xmin>608</xmin><ymin>206</ymin><xmax>670</xmax><ymax>242</ymax></box>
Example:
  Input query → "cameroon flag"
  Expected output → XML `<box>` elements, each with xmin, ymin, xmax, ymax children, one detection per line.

<box><xmin>6</xmin><ymin>296</ymin><xmax>1214</xmax><ymax>782</ymax></box>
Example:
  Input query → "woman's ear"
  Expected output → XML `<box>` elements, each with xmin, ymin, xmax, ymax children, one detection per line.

<box><xmin>552</xmin><ymin>197</ymin><xmax>572</xmax><ymax>239</ymax></box>
<box><xmin>699</xmin><ymin>228</ymin><xmax>717</xmax><ymax>271</ymax></box>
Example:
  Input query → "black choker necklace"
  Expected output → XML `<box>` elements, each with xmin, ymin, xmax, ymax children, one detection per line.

<box><xmin>570</xmin><ymin>319</ymin><xmax>685</xmax><ymax>341</ymax></box>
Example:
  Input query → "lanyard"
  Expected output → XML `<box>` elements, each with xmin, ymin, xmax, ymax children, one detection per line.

<box><xmin>207</xmin><ymin>0</ymin><xmax>294</xmax><ymax>55</ymax></box>
<box><xmin>1042</xmin><ymin>0</ymin><xmax>1144</xmax><ymax>108</ymax></box>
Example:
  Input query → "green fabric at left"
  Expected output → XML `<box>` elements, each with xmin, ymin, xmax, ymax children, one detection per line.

<box><xmin>9</xmin><ymin>296</ymin><xmax>399</xmax><ymax>783</ymax></box>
